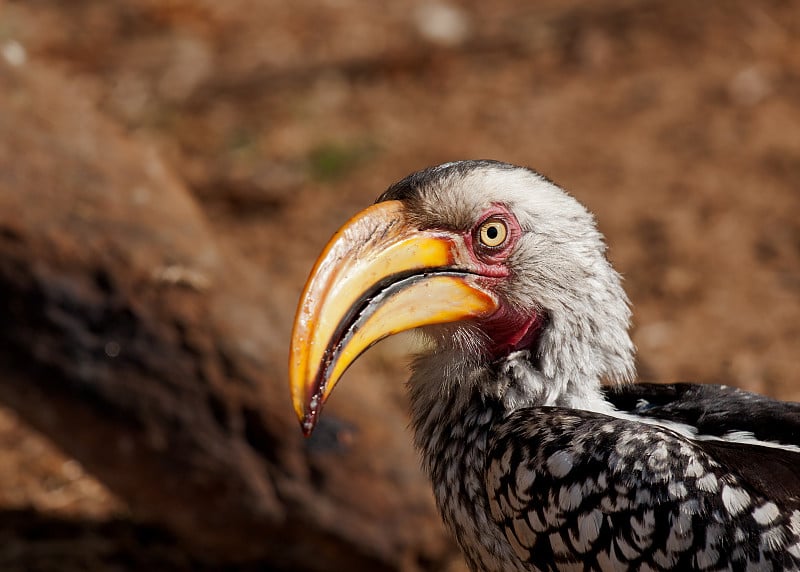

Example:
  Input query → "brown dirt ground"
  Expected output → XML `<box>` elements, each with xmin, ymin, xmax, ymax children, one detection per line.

<box><xmin>0</xmin><ymin>0</ymin><xmax>799</xmax><ymax>569</ymax></box>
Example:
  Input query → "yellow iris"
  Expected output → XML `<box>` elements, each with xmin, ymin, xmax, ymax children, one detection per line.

<box><xmin>478</xmin><ymin>219</ymin><xmax>508</xmax><ymax>247</ymax></box>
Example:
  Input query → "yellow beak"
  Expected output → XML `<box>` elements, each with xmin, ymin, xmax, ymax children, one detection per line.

<box><xmin>289</xmin><ymin>200</ymin><xmax>499</xmax><ymax>435</ymax></box>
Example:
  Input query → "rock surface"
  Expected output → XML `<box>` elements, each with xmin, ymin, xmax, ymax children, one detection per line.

<box><xmin>0</xmin><ymin>61</ymin><xmax>452</xmax><ymax>570</ymax></box>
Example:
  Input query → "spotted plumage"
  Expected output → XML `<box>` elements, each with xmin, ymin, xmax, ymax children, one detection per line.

<box><xmin>488</xmin><ymin>403</ymin><xmax>800</xmax><ymax>571</ymax></box>
<box><xmin>410</xmin><ymin>349</ymin><xmax>800</xmax><ymax>571</ymax></box>
<box><xmin>290</xmin><ymin>160</ymin><xmax>800</xmax><ymax>571</ymax></box>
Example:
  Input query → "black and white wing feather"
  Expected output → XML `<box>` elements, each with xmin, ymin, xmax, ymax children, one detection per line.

<box><xmin>605</xmin><ymin>383</ymin><xmax>800</xmax><ymax>449</ymax></box>
<box><xmin>486</xmin><ymin>400</ymin><xmax>800</xmax><ymax>571</ymax></box>
<box><xmin>607</xmin><ymin>383</ymin><xmax>800</xmax><ymax>505</ymax></box>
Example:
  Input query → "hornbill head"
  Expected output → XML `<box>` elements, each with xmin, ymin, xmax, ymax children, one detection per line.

<box><xmin>290</xmin><ymin>160</ymin><xmax>635</xmax><ymax>435</ymax></box>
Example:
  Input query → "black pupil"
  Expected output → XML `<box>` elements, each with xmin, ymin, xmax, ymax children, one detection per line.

<box><xmin>486</xmin><ymin>226</ymin><xmax>498</xmax><ymax>240</ymax></box>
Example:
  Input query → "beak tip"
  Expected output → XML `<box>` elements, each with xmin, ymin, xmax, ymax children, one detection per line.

<box><xmin>301</xmin><ymin>411</ymin><xmax>317</xmax><ymax>437</ymax></box>
<box><xmin>291</xmin><ymin>370</ymin><xmax>325</xmax><ymax>437</ymax></box>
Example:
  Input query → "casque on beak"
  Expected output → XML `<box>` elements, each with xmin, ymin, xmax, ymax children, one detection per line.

<box><xmin>289</xmin><ymin>200</ymin><xmax>499</xmax><ymax>436</ymax></box>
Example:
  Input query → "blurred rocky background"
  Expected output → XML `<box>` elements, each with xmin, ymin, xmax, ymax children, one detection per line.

<box><xmin>0</xmin><ymin>0</ymin><xmax>798</xmax><ymax>570</ymax></box>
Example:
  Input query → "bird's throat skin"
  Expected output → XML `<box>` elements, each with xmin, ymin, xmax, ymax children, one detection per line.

<box><xmin>484</xmin><ymin>309</ymin><xmax>548</xmax><ymax>359</ymax></box>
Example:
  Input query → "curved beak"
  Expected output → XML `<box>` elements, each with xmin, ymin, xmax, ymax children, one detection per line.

<box><xmin>289</xmin><ymin>200</ymin><xmax>498</xmax><ymax>435</ymax></box>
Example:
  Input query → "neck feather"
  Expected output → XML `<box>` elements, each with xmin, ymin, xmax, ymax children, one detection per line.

<box><xmin>407</xmin><ymin>347</ymin><xmax>615</xmax><ymax>570</ymax></box>
<box><xmin>407</xmin><ymin>352</ymin><xmax>512</xmax><ymax>570</ymax></box>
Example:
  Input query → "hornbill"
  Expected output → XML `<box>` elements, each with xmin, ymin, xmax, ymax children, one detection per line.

<box><xmin>289</xmin><ymin>160</ymin><xmax>800</xmax><ymax>571</ymax></box>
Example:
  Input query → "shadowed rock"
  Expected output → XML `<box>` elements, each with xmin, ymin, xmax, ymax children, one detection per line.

<box><xmin>0</xmin><ymin>60</ymin><xmax>454</xmax><ymax>571</ymax></box>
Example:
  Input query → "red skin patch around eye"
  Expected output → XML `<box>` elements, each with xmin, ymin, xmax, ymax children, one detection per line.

<box><xmin>460</xmin><ymin>203</ymin><xmax>522</xmax><ymax>271</ymax></box>
<box><xmin>460</xmin><ymin>204</ymin><xmax>544</xmax><ymax>357</ymax></box>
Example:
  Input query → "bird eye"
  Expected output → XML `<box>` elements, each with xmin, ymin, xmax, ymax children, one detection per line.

<box><xmin>478</xmin><ymin>218</ymin><xmax>508</xmax><ymax>248</ymax></box>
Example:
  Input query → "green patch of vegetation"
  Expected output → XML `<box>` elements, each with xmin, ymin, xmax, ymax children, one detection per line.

<box><xmin>308</xmin><ymin>140</ymin><xmax>377</xmax><ymax>182</ymax></box>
